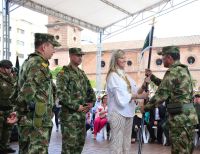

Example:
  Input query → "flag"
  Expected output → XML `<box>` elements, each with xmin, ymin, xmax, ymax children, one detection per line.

<box><xmin>15</xmin><ymin>56</ymin><xmax>20</xmax><ymax>75</ymax></box>
<box><xmin>140</xmin><ymin>26</ymin><xmax>154</xmax><ymax>61</ymax></box>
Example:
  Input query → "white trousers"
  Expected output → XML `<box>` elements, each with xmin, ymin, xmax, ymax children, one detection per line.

<box><xmin>109</xmin><ymin>111</ymin><xmax>133</xmax><ymax>154</ymax></box>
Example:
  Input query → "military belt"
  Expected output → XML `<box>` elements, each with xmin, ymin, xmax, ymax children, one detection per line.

<box><xmin>167</xmin><ymin>103</ymin><xmax>194</xmax><ymax>115</ymax></box>
<box><xmin>0</xmin><ymin>106</ymin><xmax>12</xmax><ymax>111</ymax></box>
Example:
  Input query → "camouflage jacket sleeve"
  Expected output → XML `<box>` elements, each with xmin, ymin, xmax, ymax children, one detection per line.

<box><xmin>145</xmin><ymin>69</ymin><xmax>173</xmax><ymax>111</ymax></box>
<box><xmin>81</xmin><ymin>70</ymin><xmax>96</xmax><ymax>105</ymax></box>
<box><xmin>17</xmin><ymin>56</ymin><xmax>50</xmax><ymax>104</ymax></box>
<box><xmin>150</xmin><ymin>74</ymin><xmax>162</xmax><ymax>86</ymax></box>
<box><xmin>145</xmin><ymin>61</ymin><xmax>193</xmax><ymax>111</ymax></box>
<box><xmin>56</xmin><ymin>68</ymin><xmax>80</xmax><ymax>111</ymax></box>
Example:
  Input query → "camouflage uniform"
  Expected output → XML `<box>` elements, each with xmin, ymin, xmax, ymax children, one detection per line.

<box><xmin>145</xmin><ymin>46</ymin><xmax>198</xmax><ymax>154</ymax></box>
<box><xmin>56</xmin><ymin>48</ymin><xmax>96</xmax><ymax>154</ymax></box>
<box><xmin>0</xmin><ymin>60</ymin><xmax>15</xmax><ymax>152</ymax></box>
<box><xmin>16</xmin><ymin>33</ymin><xmax>60</xmax><ymax>154</ymax></box>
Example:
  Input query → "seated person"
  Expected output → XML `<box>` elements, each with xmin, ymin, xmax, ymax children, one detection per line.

<box><xmin>91</xmin><ymin>95</ymin><xmax>102</xmax><ymax>131</ymax></box>
<box><xmin>147</xmin><ymin>103</ymin><xmax>166</xmax><ymax>144</ymax></box>
<box><xmin>193</xmin><ymin>92</ymin><xmax>200</xmax><ymax>136</ymax></box>
<box><xmin>131</xmin><ymin>107</ymin><xmax>142</xmax><ymax>143</ymax></box>
<box><xmin>86</xmin><ymin>111</ymin><xmax>92</xmax><ymax>132</ymax></box>
<box><xmin>93</xmin><ymin>94</ymin><xmax>108</xmax><ymax>140</ymax></box>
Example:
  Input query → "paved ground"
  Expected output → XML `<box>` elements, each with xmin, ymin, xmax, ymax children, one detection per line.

<box><xmin>11</xmin><ymin>119</ymin><xmax>200</xmax><ymax>154</ymax></box>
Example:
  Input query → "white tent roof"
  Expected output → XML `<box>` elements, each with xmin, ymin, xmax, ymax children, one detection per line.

<box><xmin>11</xmin><ymin>0</ymin><xmax>168</xmax><ymax>32</ymax></box>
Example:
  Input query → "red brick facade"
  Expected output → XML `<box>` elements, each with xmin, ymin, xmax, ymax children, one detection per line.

<box><xmin>47</xmin><ymin>16</ymin><xmax>200</xmax><ymax>89</ymax></box>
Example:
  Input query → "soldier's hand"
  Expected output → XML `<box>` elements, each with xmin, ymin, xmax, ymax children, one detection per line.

<box><xmin>7</xmin><ymin>112</ymin><xmax>18</xmax><ymax>124</ymax></box>
<box><xmin>86</xmin><ymin>102</ymin><xmax>93</xmax><ymax>109</ymax></box>
<box><xmin>145</xmin><ymin>69</ymin><xmax>152</xmax><ymax>77</ymax></box>
<box><xmin>82</xmin><ymin>105</ymin><xmax>90</xmax><ymax>113</ymax></box>
<box><xmin>78</xmin><ymin>105</ymin><xmax>84</xmax><ymax>112</ymax></box>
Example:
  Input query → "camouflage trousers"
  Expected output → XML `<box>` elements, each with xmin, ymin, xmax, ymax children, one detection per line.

<box><xmin>170</xmin><ymin>125</ymin><xmax>195</xmax><ymax>154</ymax></box>
<box><xmin>18</xmin><ymin>125</ymin><xmax>52</xmax><ymax>154</ymax></box>
<box><xmin>0</xmin><ymin>111</ymin><xmax>13</xmax><ymax>151</ymax></box>
<box><xmin>61</xmin><ymin>116</ymin><xmax>86</xmax><ymax>154</ymax></box>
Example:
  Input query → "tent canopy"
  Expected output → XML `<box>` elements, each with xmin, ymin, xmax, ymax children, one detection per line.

<box><xmin>11</xmin><ymin>0</ymin><xmax>168</xmax><ymax>32</ymax></box>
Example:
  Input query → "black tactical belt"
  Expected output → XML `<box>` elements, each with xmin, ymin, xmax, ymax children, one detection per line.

<box><xmin>0</xmin><ymin>106</ymin><xmax>12</xmax><ymax>111</ymax></box>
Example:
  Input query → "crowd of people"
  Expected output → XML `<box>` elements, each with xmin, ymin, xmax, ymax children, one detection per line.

<box><xmin>0</xmin><ymin>32</ymin><xmax>199</xmax><ymax>154</ymax></box>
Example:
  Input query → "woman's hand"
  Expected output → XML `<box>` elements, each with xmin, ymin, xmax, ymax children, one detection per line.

<box><xmin>132</xmin><ymin>91</ymin><xmax>149</xmax><ymax>100</ymax></box>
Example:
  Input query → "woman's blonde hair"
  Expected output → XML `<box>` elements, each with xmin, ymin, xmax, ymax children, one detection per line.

<box><xmin>106</xmin><ymin>49</ymin><xmax>125</xmax><ymax>80</ymax></box>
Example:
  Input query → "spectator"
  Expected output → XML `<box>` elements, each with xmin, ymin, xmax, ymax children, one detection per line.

<box><xmin>52</xmin><ymin>98</ymin><xmax>61</xmax><ymax>132</ymax></box>
<box><xmin>93</xmin><ymin>94</ymin><xmax>108</xmax><ymax>140</ymax></box>
<box><xmin>194</xmin><ymin>92</ymin><xmax>200</xmax><ymax>136</ymax></box>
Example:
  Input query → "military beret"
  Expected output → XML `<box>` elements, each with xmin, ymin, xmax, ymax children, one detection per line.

<box><xmin>0</xmin><ymin>60</ymin><xmax>13</xmax><ymax>68</ymax></box>
<box><xmin>35</xmin><ymin>33</ymin><xmax>61</xmax><ymax>47</ymax></box>
<box><xmin>157</xmin><ymin>46</ymin><xmax>180</xmax><ymax>55</ymax></box>
<box><xmin>69</xmin><ymin>48</ymin><xmax>85</xmax><ymax>55</ymax></box>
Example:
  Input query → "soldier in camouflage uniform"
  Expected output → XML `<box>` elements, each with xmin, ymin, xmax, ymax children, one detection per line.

<box><xmin>16</xmin><ymin>33</ymin><xmax>60</xmax><ymax>154</ymax></box>
<box><xmin>56</xmin><ymin>47</ymin><xmax>96</xmax><ymax>154</ymax></box>
<box><xmin>0</xmin><ymin>60</ymin><xmax>16</xmax><ymax>153</ymax></box>
<box><xmin>143</xmin><ymin>46</ymin><xmax>198</xmax><ymax>154</ymax></box>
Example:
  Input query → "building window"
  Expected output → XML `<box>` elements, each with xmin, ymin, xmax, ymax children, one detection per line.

<box><xmin>187</xmin><ymin>56</ymin><xmax>195</xmax><ymax>64</ymax></box>
<box><xmin>73</xmin><ymin>36</ymin><xmax>76</xmax><ymax>42</ymax></box>
<box><xmin>17</xmin><ymin>40</ymin><xmax>24</xmax><ymax>46</ymax></box>
<box><xmin>54</xmin><ymin>59</ymin><xmax>58</xmax><ymax>65</ymax></box>
<box><xmin>17</xmin><ymin>28</ymin><xmax>25</xmax><ymax>34</ymax></box>
<box><xmin>101</xmin><ymin>60</ymin><xmax>105</xmax><ymax>67</ymax></box>
<box><xmin>55</xmin><ymin>35</ymin><xmax>59</xmax><ymax>40</ymax></box>
<box><xmin>127</xmin><ymin>60</ymin><xmax>132</xmax><ymax>66</ymax></box>
<box><xmin>156</xmin><ymin>58</ymin><xmax>162</xmax><ymax>65</ymax></box>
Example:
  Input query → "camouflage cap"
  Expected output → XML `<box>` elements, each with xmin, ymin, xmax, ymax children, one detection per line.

<box><xmin>35</xmin><ymin>33</ymin><xmax>61</xmax><ymax>47</ymax></box>
<box><xmin>194</xmin><ymin>91</ymin><xmax>200</xmax><ymax>97</ymax></box>
<box><xmin>0</xmin><ymin>60</ymin><xmax>13</xmax><ymax>68</ymax></box>
<box><xmin>157</xmin><ymin>46</ymin><xmax>180</xmax><ymax>55</ymax></box>
<box><xmin>69</xmin><ymin>48</ymin><xmax>85</xmax><ymax>55</ymax></box>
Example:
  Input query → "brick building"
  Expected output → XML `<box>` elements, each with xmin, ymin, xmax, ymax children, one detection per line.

<box><xmin>47</xmin><ymin>16</ymin><xmax>200</xmax><ymax>90</ymax></box>
<box><xmin>82</xmin><ymin>37</ymin><xmax>200</xmax><ymax>89</ymax></box>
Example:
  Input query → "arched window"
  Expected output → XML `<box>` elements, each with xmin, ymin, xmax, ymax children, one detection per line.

<box><xmin>187</xmin><ymin>56</ymin><xmax>195</xmax><ymax>64</ymax></box>
<box><xmin>156</xmin><ymin>58</ymin><xmax>162</xmax><ymax>66</ymax></box>
<box><xmin>127</xmin><ymin>60</ymin><xmax>132</xmax><ymax>66</ymax></box>
<box><xmin>101</xmin><ymin>60</ymin><xmax>105</xmax><ymax>67</ymax></box>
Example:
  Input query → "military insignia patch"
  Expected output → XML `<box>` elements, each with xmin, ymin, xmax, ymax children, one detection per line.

<box><xmin>42</xmin><ymin>62</ymin><xmax>48</xmax><ymax>68</ymax></box>
<box><xmin>60</xmin><ymin>70</ymin><xmax>64</xmax><ymax>75</ymax></box>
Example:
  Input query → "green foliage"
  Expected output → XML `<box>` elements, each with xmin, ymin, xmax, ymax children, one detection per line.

<box><xmin>50</xmin><ymin>66</ymin><xmax>62</xmax><ymax>79</ymax></box>
<box><xmin>90</xmin><ymin>80</ymin><xmax>96</xmax><ymax>88</ymax></box>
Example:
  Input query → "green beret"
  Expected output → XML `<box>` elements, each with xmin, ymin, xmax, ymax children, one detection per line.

<box><xmin>157</xmin><ymin>46</ymin><xmax>180</xmax><ymax>55</ymax></box>
<box><xmin>35</xmin><ymin>33</ymin><xmax>61</xmax><ymax>47</ymax></box>
<box><xmin>0</xmin><ymin>60</ymin><xmax>13</xmax><ymax>68</ymax></box>
<box><xmin>69</xmin><ymin>48</ymin><xmax>85</xmax><ymax>55</ymax></box>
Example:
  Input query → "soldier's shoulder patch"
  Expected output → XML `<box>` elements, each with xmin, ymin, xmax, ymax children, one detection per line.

<box><xmin>59</xmin><ymin>70</ymin><xmax>64</xmax><ymax>75</ymax></box>
<box><xmin>41</xmin><ymin>62</ymin><xmax>48</xmax><ymax>68</ymax></box>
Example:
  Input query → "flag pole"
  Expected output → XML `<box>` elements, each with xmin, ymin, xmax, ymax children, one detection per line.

<box><xmin>147</xmin><ymin>18</ymin><xmax>155</xmax><ymax>69</ymax></box>
<box><xmin>138</xmin><ymin>18</ymin><xmax>155</xmax><ymax>154</ymax></box>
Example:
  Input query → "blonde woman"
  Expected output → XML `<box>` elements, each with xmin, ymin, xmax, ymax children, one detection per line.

<box><xmin>106</xmin><ymin>49</ymin><xmax>148</xmax><ymax>154</ymax></box>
